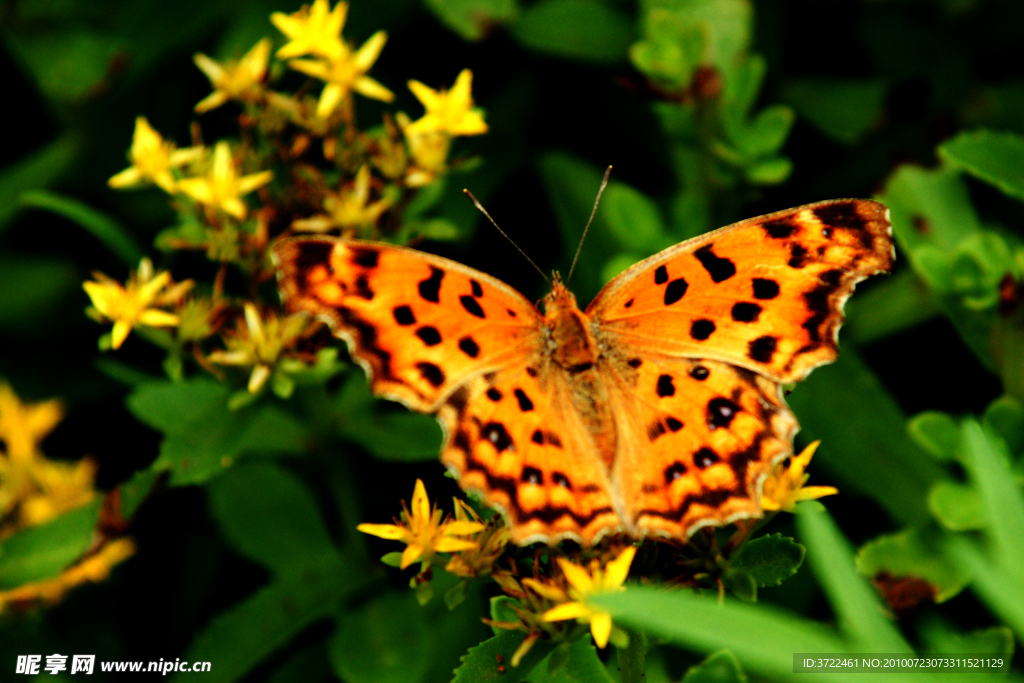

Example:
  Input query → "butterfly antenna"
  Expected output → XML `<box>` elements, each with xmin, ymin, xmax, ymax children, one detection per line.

<box><xmin>566</xmin><ymin>165</ymin><xmax>612</xmax><ymax>285</ymax></box>
<box><xmin>464</xmin><ymin>189</ymin><xmax>550</xmax><ymax>283</ymax></box>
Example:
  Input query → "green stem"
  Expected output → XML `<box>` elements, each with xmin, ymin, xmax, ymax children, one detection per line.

<box><xmin>617</xmin><ymin>628</ymin><xmax>647</xmax><ymax>683</ymax></box>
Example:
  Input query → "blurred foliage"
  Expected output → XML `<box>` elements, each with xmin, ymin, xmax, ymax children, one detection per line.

<box><xmin>1</xmin><ymin>0</ymin><xmax>1024</xmax><ymax>680</ymax></box>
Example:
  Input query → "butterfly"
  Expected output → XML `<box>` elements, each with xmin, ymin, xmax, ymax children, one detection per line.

<box><xmin>274</xmin><ymin>199</ymin><xmax>893</xmax><ymax>546</ymax></box>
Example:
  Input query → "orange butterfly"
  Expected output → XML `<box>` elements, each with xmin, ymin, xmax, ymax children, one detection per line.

<box><xmin>274</xmin><ymin>199</ymin><xmax>893</xmax><ymax>546</ymax></box>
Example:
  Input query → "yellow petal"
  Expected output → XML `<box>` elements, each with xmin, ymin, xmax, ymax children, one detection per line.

<box><xmin>137</xmin><ymin>309</ymin><xmax>180</xmax><ymax>327</ymax></box>
<box><xmin>434</xmin><ymin>538</ymin><xmax>478</xmax><ymax>553</ymax></box>
<box><xmin>603</xmin><ymin>546</ymin><xmax>636</xmax><ymax>589</ymax></box>
<box><xmin>542</xmin><ymin>601</ymin><xmax>590</xmax><ymax>622</ymax></box>
<box><xmin>556</xmin><ymin>557</ymin><xmax>594</xmax><ymax>594</ymax></box>
<box><xmin>353</xmin><ymin>76</ymin><xmax>394</xmax><ymax>103</ymax></box>
<box><xmin>137</xmin><ymin>271</ymin><xmax>172</xmax><ymax>303</ymax></box>
<box><xmin>193</xmin><ymin>52</ymin><xmax>224</xmax><ymax>83</ymax></box>
<box><xmin>443</xmin><ymin>520</ymin><xmax>486</xmax><ymax>536</ymax></box>
<box><xmin>111</xmin><ymin>321</ymin><xmax>132</xmax><ymax>349</ymax></box>
<box><xmin>407</xmin><ymin>79</ymin><xmax>441</xmax><ymax>109</ymax></box>
<box><xmin>353</xmin><ymin>30</ymin><xmax>387</xmax><ymax>71</ymax></box>
<box><xmin>195</xmin><ymin>91</ymin><xmax>229</xmax><ymax>114</ymax></box>
<box><xmin>590</xmin><ymin>612</ymin><xmax>612</xmax><ymax>648</ymax></box>
<box><xmin>237</xmin><ymin>170</ymin><xmax>273</xmax><ymax>195</ymax></box>
<box><xmin>793</xmin><ymin>440</ymin><xmax>820</xmax><ymax>470</ymax></box>
<box><xmin>400</xmin><ymin>543</ymin><xmax>423</xmax><ymax>569</ymax></box>
<box><xmin>288</xmin><ymin>58</ymin><xmax>330</xmax><ymax>79</ymax></box>
<box><xmin>356</xmin><ymin>523</ymin><xmax>410</xmax><ymax>541</ymax></box>
<box><xmin>795</xmin><ymin>485</ymin><xmax>839</xmax><ymax>502</ymax></box>
<box><xmin>521</xmin><ymin>578</ymin><xmax>569</xmax><ymax>603</ymax></box>
<box><xmin>411</xmin><ymin>479</ymin><xmax>429</xmax><ymax>521</ymax></box>
<box><xmin>108</xmin><ymin>167</ymin><xmax>143</xmax><ymax>188</ymax></box>
<box><xmin>248</xmin><ymin>365</ymin><xmax>271</xmax><ymax>393</ymax></box>
<box><xmin>317</xmin><ymin>82</ymin><xmax>345</xmax><ymax>118</ymax></box>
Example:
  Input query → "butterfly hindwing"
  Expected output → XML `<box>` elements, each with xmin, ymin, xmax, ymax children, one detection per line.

<box><xmin>437</xmin><ymin>363</ymin><xmax>622</xmax><ymax>545</ymax></box>
<box><xmin>274</xmin><ymin>237</ymin><xmax>542</xmax><ymax>411</ymax></box>
<box><xmin>604</xmin><ymin>356</ymin><xmax>797</xmax><ymax>538</ymax></box>
<box><xmin>588</xmin><ymin>199</ymin><xmax>893</xmax><ymax>384</ymax></box>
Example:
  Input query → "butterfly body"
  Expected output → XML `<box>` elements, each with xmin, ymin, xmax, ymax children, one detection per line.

<box><xmin>275</xmin><ymin>199</ymin><xmax>893</xmax><ymax>546</ymax></box>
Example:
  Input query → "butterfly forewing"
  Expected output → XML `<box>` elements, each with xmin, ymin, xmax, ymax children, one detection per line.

<box><xmin>588</xmin><ymin>199</ymin><xmax>893</xmax><ymax>384</ymax></box>
<box><xmin>275</xmin><ymin>237</ymin><xmax>542</xmax><ymax>411</ymax></box>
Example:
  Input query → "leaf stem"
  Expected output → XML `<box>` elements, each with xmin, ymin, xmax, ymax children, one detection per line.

<box><xmin>617</xmin><ymin>628</ymin><xmax>647</xmax><ymax>683</ymax></box>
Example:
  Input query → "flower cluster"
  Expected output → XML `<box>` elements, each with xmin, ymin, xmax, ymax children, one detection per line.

<box><xmin>91</xmin><ymin>0</ymin><xmax>489</xmax><ymax>399</ymax></box>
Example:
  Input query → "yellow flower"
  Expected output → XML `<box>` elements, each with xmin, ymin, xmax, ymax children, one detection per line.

<box><xmin>287</xmin><ymin>31</ymin><xmax>393</xmax><ymax>118</ymax></box>
<box><xmin>176</xmin><ymin>142</ymin><xmax>273</xmax><ymax>219</ymax></box>
<box><xmin>83</xmin><ymin>258</ymin><xmax>192</xmax><ymax>350</ymax></box>
<box><xmin>539</xmin><ymin>546</ymin><xmax>636</xmax><ymax>649</ymax></box>
<box><xmin>18</xmin><ymin>457</ymin><xmax>97</xmax><ymax>528</ymax></box>
<box><xmin>292</xmin><ymin>165</ymin><xmax>391</xmax><ymax>232</ymax></box>
<box><xmin>108</xmin><ymin>117</ymin><xmax>205</xmax><ymax>193</ymax></box>
<box><xmin>0</xmin><ymin>383</ymin><xmax>62</xmax><ymax>462</ymax></box>
<box><xmin>444</xmin><ymin>498</ymin><xmax>510</xmax><ymax>578</ymax></box>
<box><xmin>396</xmin><ymin>112</ymin><xmax>449</xmax><ymax>187</ymax></box>
<box><xmin>357</xmin><ymin>479</ymin><xmax>484</xmax><ymax>570</ymax></box>
<box><xmin>0</xmin><ymin>538</ymin><xmax>135</xmax><ymax>615</ymax></box>
<box><xmin>193</xmin><ymin>38</ymin><xmax>272</xmax><ymax>113</ymax></box>
<box><xmin>207</xmin><ymin>304</ymin><xmax>309</xmax><ymax>393</ymax></box>
<box><xmin>271</xmin><ymin>0</ymin><xmax>347</xmax><ymax>60</ymax></box>
<box><xmin>406</xmin><ymin>69</ymin><xmax>488</xmax><ymax>137</ymax></box>
<box><xmin>761</xmin><ymin>441</ymin><xmax>838</xmax><ymax>512</ymax></box>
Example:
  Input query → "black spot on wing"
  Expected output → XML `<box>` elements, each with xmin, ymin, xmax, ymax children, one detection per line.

<box><xmin>416</xmin><ymin>362</ymin><xmax>445</xmax><ymax>387</ymax></box>
<box><xmin>731</xmin><ymin>302</ymin><xmax>762</xmax><ymax>322</ymax></box>
<box><xmin>647</xmin><ymin>420</ymin><xmax>666</xmax><ymax>441</ymax></box>
<box><xmin>458</xmin><ymin>336</ymin><xmax>480</xmax><ymax>358</ymax></box>
<box><xmin>415</xmin><ymin>326</ymin><xmax>441</xmax><ymax>346</ymax></box>
<box><xmin>657</xmin><ymin>374</ymin><xmax>675</xmax><ymax>397</ymax></box>
<box><xmin>521</xmin><ymin>467</ymin><xmax>543</xmax><ymax>484</ymax></box>
<box><xmin>552</xmin><ymin>472</ymin><xmax>572</xmax><ymax>489</ymax></box>
<box><xmin>694</xmin><ymin>447</ymin><xmax>720</xmax><ymax>469</ymax></box>
<box><xmin>470</xmin><ymin>279</ymin><xmax>483</xmax><ymax>297</ymax></box>
<box><xmin>753</xmin><ymin>278</ymin><xmax>779</xmax><ymax>300</ymax></box>
<box><xmin>482</xmin><ymin>422</ymin><xmax>514</xmax><ymax>452</ymax></box>
<box><xmin>624</xmin><ymin>298</ymin><xmax>634</xmax><ymax>309</ymax></box>
<box><xmin>664</xmin><ymin>462</ymin><xmax>687</xmax><ymax>483</ymax></box>
<box><xmin>695</xmin><ymin>245</ymin><xmax>736</xmax><ymax>282</ymax></box>
<box><xmin>349</xmin><ymin>246</ymin><xmax>379</xmax><ymax>268</ymax></box>
<box><xmin>418</xmin><ymin>267</ymin><xmax>444</xmax><ymax>302</ymax></box>
<box><xmin>654</xmin><ymin>265</ymin><xmax>668</xmax><ymax>284</ymax></box>
<box><xmin>531</xmin><ymin>429</ymin><xmax>544</xmax><ymax>444</ymax></box>
<box><xmin>813</xmin><ymin>202</ymin><xmax>865</xmax><ymax>230</ymax></box>
<box><xmin>690</xmin><ymin>319</ymin><xmax>715</xmax><ymax>340</ymax></box>
<box><xmin>337</xmin><ymin>307</ymin><xmax>394</xmax><ymax>382</ymax></box>
<box><xmin>707</xmin><ymin>398</ymin><xmax>740</xmax><ymax>429</ymax></box>
<box><xmin>748</xmin><ymin>336</ymin><xmax>777</xmax><ymax>363</ymax></box>
<box><xmin>292</xmin><ymin>240</ymin><xmax>333</xmax><ymax>271</ymax></box>
<box><xmin>690</xmin><ymin>365</ymin><xmax>709</xmax><ymax>380</ymax></box>
<box><xmin>665</xmin><ymin>416</ymin><xmax>683</xmax><ymax>431</ymax></box>
<box><xmin>546</xmin><ymin>432</ymin><xmax>562</xmax><ymax>448</ymax></box>
<box><xmin>447</xmin><ymin>386</ymin><xmax>468</xmax><ymax>416</ymax></box>
<box><xmin>664</xmin><ymin>278</ymin><xmax>689</xmax><ymax>305</ymax></box>
<box><xmin>627</xmin><ymin>358</ymin><xmax>642</xmax><ymax>368</ymax></box>
<box><xmin>568</xmin><ymin>362</ymin><xmax>593</xmax><ymax>374</ymax></box>
<box><xmin>486</xmin><ymin>387</ymin><xmax>502</xmax><ymax>402</ymax></box>
<box><xmin>526</xmin><ymin>367</ymin><xmax>537</xmax><ymax>377</ymax></box>
<box><xmin>460</xmin><ymin>295</ymin><xmax>486</xmax><ymax>318</ymax></box>
<box><xmin>514</xmin><ymin>389</ymin><xmax>534</xmax><ymax>412</ymax></box>
<box><xmin>354</xmin><ymin>275</ymin><xmax>374</xmax><ymax>300</ymax></box>
<box><xmin>762</xmin><ymin>217</ymin><xmax>799</xmax><ymax>239</ymax></box>
<box><xmin>788</xmin><ymin>243</ymin><xmax>809</xmax><ymax>269</ymax></box>
<box><xmin>392</xmin><ymin>305</ymin><xmax>416</xmax><ymax>326</ymax></box>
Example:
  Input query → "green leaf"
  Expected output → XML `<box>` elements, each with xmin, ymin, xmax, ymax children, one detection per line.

<box><xmin>445</xmin><ymin>579</ymin><xmax>470</xmax><ymax>610</ymax></box>
<box><xmin>127</xmin><ymin>378</ymin><xmax>307</xmax><ymax>485</ymax></box>
<box><xmin>855</xmin><ymin>527</ymin><xmax>968</xmax><ymax>602</ymax></box>
<box><xmin>600</xmin><ymin>181</ymin><xmax>667</xmax><ymax>253</ymax></box>
<box><xmin>4</xmin><ymin>28</ymin><xmax>122</xmax><ymax>103</ymax></box>
<box><xmin>0</xmin><ymin>256</ymin><xmax>79</xmax><ymax>331</ymax></box>
<box><xmin>983</xmin><ymin>395</ymin><xmax>1024</xmax><ymax>456</ymax></box>
<box><xmin>452</xmin><ymin>629</ymin><xmax>554</xmax><ymax>683</ymax></box>
<box><xmin>207</xmin><ymin>463</ymin><xmax>338</xmax><ymax>574</ymax></box>
<box><xmin>786</xmin><ymin>349</ymin><xmax>944</xmax><ymax>525</ymax></box>
<box><xmin>724</xmin><ymin>569</ymin><xmax>757</xmax><ymax>602</ymax></box>
<box><xmin>0</xmin><ymin>500</ymin><xmax>101</xmax><ymax>589</ymax></box>
<box><xmin>527</xmin><ymin>636</ymin><xmax>612</xmax><ymax>682</ymax></box>
<box><xmin>842</xmin><ymin>269</ymin><xmax>940</xmax><ymax>345</ymax></box>
<box><xmin>423</xmin><ymin>0</ymin><xmax>519</xmax><ymax>41</ymax></box>
<box><xmin>0</xmin><ymin>135</ymin><xmax>78</xmax><ymax>231</ymax></box>
<box><xmin>943</xmin><ymin>535</ymin><xmax>1024</xmax><ymax>643</ymax></box>
<box><xmin>336</xmin><ymin>377</ymin><xmax>442</xmax><ymax>461</ymax></box>
<box><xmin>170</xmin><ymin>564</ymin><xmax>348</xmax><ymax>683</ymax></box>
<box><xmin>733</xmin><ymin>105</ymin><xmax>795</xmax><ymax>159</ymax></box>
<box><xmin>728</xmin><ymin>534</ymin><xmax>805</xmax><ymax>588</ymax></box>
<box><xmin>682</xmin><ymin>650</ymin><xmax>748</xmax><ymax>683</ymax></box>
<box><xmin>917</xmin><ymin>616</ymin><xmax>1015</xmax><ymax>657</ymax></box>
<box><xmin>928</xmin><ymin>480</ymin><xmax>988</xmax><ymax>531</ymax></box>
<box><xmin>781</xmin><ymin>79</ymin><xmax>887</xmax><ymax>145</ymax></box>
<box><xmin>907</xmin><ymin>412</ymin><xmax>960</xmax><ymax>461</ymax></box>
<box><xmin>512</xmin><ymin>0</ymin><xmax>633</xmax><ymax>63</ymax></box>
<box><xmin>796</xmin><ymin>503</ymin><xmax>912</xmax><ymax>652</ymax></box>
<box><xmin>595</xmin><ymin>587</ymin><xmax>846</xmax><ymax>681</ymax></box>
<box><xmin>881</xmin><ymin>165</ymin><xmax>982</xmax><ymax>255</ymax></box>
<box><xmin>742</xmin><ymin>156</ymin><xmax>792</xmax><ymax>185</ymax></box>
<box><xmin>938</xmin><ymin>129</ymin><xmax>1024</xmax><ymax>201</ymax></box>
<box><xmin>959</xmin><ymin>420</ymin><xmax>1024</xmax><ymax>578</ymax></box>
<box><xmin>630</xmin><ymin>8</ymin><xmax>705</xmax><ymax>90</ymax></box>
<box><xmin>381</xmin><ymin>552</ymin><xmax>403</xmax><ymax>568</ymax></box>
<box><xmin>489</xmin><ymin>595</ymin><xmax>521</xmax><ymax>633</ymax></box>
<box><xmin>329</xmin><ymin>591</ymin><xmax>432</xmax><ymax>683</ymax></box>
<box><xmin>118</xmin><ymin>468</ymin><xmax>160</xmax><ymax>521</ymax></box>
<box><xmin>20</xmin><ymin>189</ymin><xmax>144</xmax><ymax>266</ymax></box>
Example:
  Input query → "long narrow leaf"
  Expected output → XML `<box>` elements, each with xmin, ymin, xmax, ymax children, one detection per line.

<box><xmin>20</xmin><ymin>189</ymin><xmax>143</xmax><ymax>266</ymax></box>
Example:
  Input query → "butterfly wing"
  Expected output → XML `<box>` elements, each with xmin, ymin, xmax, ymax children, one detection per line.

<box><xmin>438</xmin><ymin>362</ymin><xmax>623</xmax><ymax>545</ymax></box>
<box><xmin>603</xmin><ymin>355</ymin><xmax>796</xmax><ymax>538</ymax></box>
<box><xmin>275</xmin><ymin>236</ymin><xmax>623</xmax><ymax>544</ymax></box>
<box><xmin>588</xmin><ymin>199</ymin><xmax>893</xmax><ymax>384</ymax></box>
<box><xmin>274</xmin><ymin>237</ymin><xmax>542</xmax><ymax>411</ymax></box>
